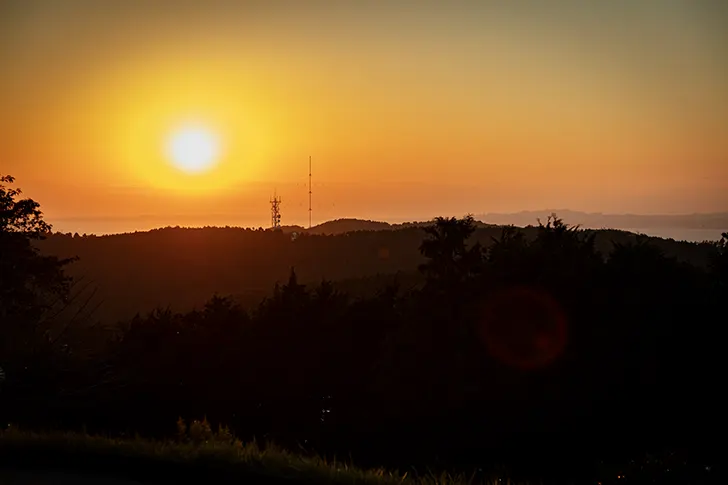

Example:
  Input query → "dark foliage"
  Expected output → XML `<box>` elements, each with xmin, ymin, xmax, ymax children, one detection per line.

<box><xmin>1</xmin><ymin>175</ymin><xmax>81</xmax><ymax>426</ymax></box>
<box><xmin>35</xmin><ymin>218</ymin><xmax>717</xmax><ymax>325</ymax></box>
<box><xmin>1</xmin><ymin>177</ymin><xmax>725</xmax><ymax>482</ymax></box>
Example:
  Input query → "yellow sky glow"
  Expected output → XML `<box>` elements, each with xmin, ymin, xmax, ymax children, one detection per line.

<box><xmin>1</xmin><ymin>1</ymin><xmax>727</xmax><ymax>232</ymax></box>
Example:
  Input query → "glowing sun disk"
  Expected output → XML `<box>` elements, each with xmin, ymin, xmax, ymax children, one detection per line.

<box><xmin>166</xmin><ymin>126</ymin><xmax>220</xmax><ymax>174</ymax></box>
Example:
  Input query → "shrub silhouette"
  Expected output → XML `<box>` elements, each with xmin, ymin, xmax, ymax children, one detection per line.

<box><xmin>189</xmin><ymin>417</ymin><xmax>213</xmax><ymax>444</ymax></box>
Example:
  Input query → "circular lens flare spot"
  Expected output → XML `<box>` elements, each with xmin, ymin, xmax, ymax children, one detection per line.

<box><xmin>478</xmin><ymin>286</ymin><xmax>568</xmax><ymax>370</ymax></box>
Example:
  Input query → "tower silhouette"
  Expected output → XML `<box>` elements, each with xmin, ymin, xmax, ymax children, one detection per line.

<box><xmin>270</xmin><ymin>193</ymin><xmax>282</xmax><ymax>230</ymax></box>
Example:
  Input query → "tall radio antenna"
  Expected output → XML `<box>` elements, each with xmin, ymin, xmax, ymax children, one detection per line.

<box><xmin>308</xmin><ymin>155</ymin><xmax>312</xmax><ymax>229</ymax></box>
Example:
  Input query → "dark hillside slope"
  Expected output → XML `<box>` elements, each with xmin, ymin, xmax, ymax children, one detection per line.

<box><xmin>283</xmin><ymin>218</ymin><xmax>498</xmax><ymax>235</ymax></box>
<box><xmin>37</xmin><ymin>222</ymin><xmax>717</xmax><ymax>323</ymax></box>
<box><xmin>37</xmin><ymin>227</ymin><xmax>425</xmax><ymax>322</ymax></box>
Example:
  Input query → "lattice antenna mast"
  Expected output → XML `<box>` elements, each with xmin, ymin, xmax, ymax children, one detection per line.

<box><xmin>270</xmin><ymin>191</ymin><xmax>282</xmax><ymax>230</ymax></box>
<box><xmin>308</xmin><ymin>155</ymin><xmax>312</xmax><ymax>229</ymax></box>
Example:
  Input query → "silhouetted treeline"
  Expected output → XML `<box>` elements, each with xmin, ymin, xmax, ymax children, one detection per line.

<box><xmin>37</xmin><ymin>222</ymin><xmax>718</xmax><ymax>324</ymax></box>
<box><xmin>2</xmin><ymin>176</ymin><xmax>726</xmax><ymax>481</ymax></box>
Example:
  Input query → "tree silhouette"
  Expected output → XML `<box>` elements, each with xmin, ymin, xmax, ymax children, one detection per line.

<box><xmin>1</xmin><ymin>175</ymin><xmax>76</xmax><ymax>319</ymax></box>
<box><xmin>0</xmin><ymin>175</ymin><xmax>51</xmax><ymax>235</ymax></box>
<box><xmin>0</xmin><ymin>175</ymin><xmax>78</xmax><ymax>426</ymax></box>
<box><xmin>418</xmin><ymin>215</ymin><xmax>482</xmax><ymax>288</ymax></box>
<box><xmin>709</xmin><ymin>232</ymin><xmax>728</xmax><ymax>285</ymax></box>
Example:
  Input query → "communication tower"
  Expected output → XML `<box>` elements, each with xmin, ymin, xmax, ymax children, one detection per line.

<box><xmin>308</xmin><ymin>155</ymin><xmax>312</xmax><ymax>229</ymax></box>
<box><xmin>270</xmin><ymin>193</ymin><xmax>282</xmax><ymax>230</ymax></box>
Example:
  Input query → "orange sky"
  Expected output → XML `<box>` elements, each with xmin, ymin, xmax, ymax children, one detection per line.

<box><xmin>2</xmin><ymin>0</ymin><xmax>727</xmax><ymax>233</ymax></box>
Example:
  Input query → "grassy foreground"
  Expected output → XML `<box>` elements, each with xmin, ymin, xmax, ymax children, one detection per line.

<box><xmin>0</xmin><ymin>425</ymin><xmax>524</xmax><ymax>485</ymax></box>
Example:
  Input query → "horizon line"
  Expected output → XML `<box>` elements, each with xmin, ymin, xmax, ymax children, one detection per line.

<box><xmin>48</xmin><ymin>209</ymin><xmax>728</xmax><ymax>223</ymax></box>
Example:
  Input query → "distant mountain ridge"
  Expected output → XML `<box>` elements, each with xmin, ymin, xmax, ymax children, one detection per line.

<box><xmin>474</xmin><ymin>210</ymin><xmax>728</xmax><ymax>230</ymax></box>
<box><xmin>50</xmin><ymin>212</ymin><xmax>727</xmax><ymax>239</ymax></box>
<box><xmin>281</xmin><ymin>218</ymin><xmax>498</xmax><ymax>235</ymax></box>
<box><xmin>282</xmin><ymin>212</ymin><xmax>728</xmax><ymax>237</ymax></box>
<box><xmin>280</xmin><ymin>218</ymin><xmax>393</xmax><ymax>234</ymax></box>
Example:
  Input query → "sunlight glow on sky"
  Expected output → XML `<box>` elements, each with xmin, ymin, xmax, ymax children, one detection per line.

<box><xmin>1</xmin><ymin>0</ymin><xmax>727</xmax><ymax>232</ymax></box>
<box><xmin>166</xmin><ymin>124</ymin><xmax>221</xmax><ymax>175</ymax></box>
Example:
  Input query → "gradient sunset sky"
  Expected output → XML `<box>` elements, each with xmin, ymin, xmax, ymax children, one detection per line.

<box><xmin>2</xmin><ymin>0</ymin><xmax>727</xmax><ymax>233</ymax></box>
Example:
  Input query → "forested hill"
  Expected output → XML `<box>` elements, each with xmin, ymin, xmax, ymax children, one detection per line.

<box><xmin>38</xmin><ymin>221</ymin><xmax>718</xmax><ymax>324</ymax></box>
<box><xmin>282</xmin><ymin>217</ymin><xmax>496</xmax><ymax>235</ymax></box>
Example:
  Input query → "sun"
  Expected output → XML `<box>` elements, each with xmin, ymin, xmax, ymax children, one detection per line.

<box><xmin>165</xmin><ymin>125</ymin><xmax>220</xmax><ymax>174</ymax></box>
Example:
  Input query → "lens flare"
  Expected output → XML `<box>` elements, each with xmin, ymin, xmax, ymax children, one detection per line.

<box><xmin>478</xmin><ymin>286</ymin><xmax>568</xmax><ymax>370</ymax></box>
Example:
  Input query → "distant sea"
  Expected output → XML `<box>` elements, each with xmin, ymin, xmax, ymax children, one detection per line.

<box><xmin>618</xmin><ymin>228</ymin><xmax>724</xmax><ymax>243</ymax></box>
